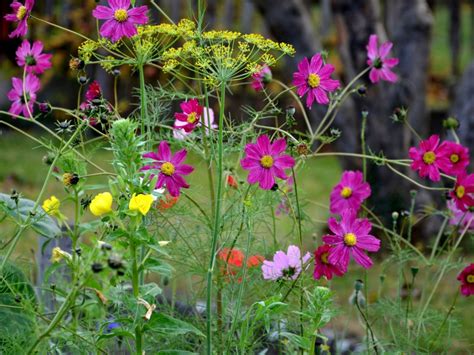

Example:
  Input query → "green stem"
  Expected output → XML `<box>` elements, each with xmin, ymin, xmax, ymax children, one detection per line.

<box><xmin>131</xmin><ymin>242</ymin><xmax>143</xmax><ymax>354</ymax></box>
<box><xmin>206</xmin><ymin>82</ymin><xmax>226</xmax><ymax>354</ymax></box>
<box><xmin>1</xmin><ymin>121</ymin><xmax>86</xmax><ymax>270</ymax></box>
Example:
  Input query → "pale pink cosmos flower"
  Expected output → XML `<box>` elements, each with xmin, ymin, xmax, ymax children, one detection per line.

<box><xmin>366</xmin><ymin>34</ymin><xmax>399</xmax><ymax>84</ymax></box>
<box><xmin>16</xmin><ymin>40</ymin><xmax>52</xmax><ymax>74</ymax></box>
<box><xmin>251</xmin><ymin>65</ymin><xmax>272</xmax><ymax>92</ymax></box>
<box><xmin>4</xmin><ymin>0</ymin><xmax>34</xmax><ymax>38</ymax></box>
<box><xmin>262</xmin><ymin>245</ymin><xmax>311</xmax><ymax>281</ymax></box>
<box><xmin>8</xmin><ymin>74</ymin><xmax>40</xmax><ymax>118</ymax></box>
<box><xmin>323</xmin><ymin>209</ymin><xmax>380</xmax><ymax>272</ymax></box>
<box><xmin>409</xmin><ymin>135</ymin><xmax>451</xmax><ymax>182</ymax></box>
<box><xmin>240</xmin><ymin>134</ymin><xmax>295</xmax><ymax>190</ymax></box>
<box><xmin>92</xmin><ymin>0</ymin><xmax>148</xmax><ymax>43</ymax></box>
<box><xmin>447</xmin><ymin>200</ymin><xmax>474</xmax><ymax>231</ymax></box>
<box><xmin>293</xmin><ymin>53</ymin><xmax>340</xmax><ymax>108</ymax></box>
<box><xmin>141</xmin><ymin>141</ymin><xmax>194</xmax><ymax>197</ymax></box>
<box><xmin>329</xmin><ymin>170</ymin><xmax>371</xmax><ymax>215</ymax></box>
<box><xmin>173</xmin><ymin>107</ymin><xmax>217</xmax><ymax>140</ymax></box>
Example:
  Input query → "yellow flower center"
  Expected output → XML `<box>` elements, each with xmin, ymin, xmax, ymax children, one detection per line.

<box><xmin>344</xmin><ymin>232</ymin><xmax>357</xmax><ymax>247</ymax></box>
<box><xmin>187</xmin><ymin>112</ymin><xmax>198</xmax><ymax>124</ymax></box>
<box><xmin>467</xmin><ymin>274</ymin><xmax>474</xmax><ymax>283</ymax></box>
<box><xmin>422</xmin><ymin>151</ymin><xmax>436</xmax><ymax>164</ymax></box>
<box><xmin>16</xmin><ymin>5</ymin><xmax>27</xmax><ymax>20</ymax></box>
<box><xmin>260</xmin><ymin>155</ymin><xmax>274</xmax><ymax>168</ymax></box>
<box><xmin>307</xmin><ymin>73</ymin><xmax>321</xmax><ymax>88</ymax></box>
<box><xmin>161</xmin><ymin>162</ymin><xmax>175</xmax><ymax>176</ymax></box>
<box><xmin>450</xmin><ymin>154</ymin><xmax>460</xmax><ymax>163</ymax></box>
<box><xmin>114</xmin><ymin>9</ymin><xmax>128</xmax><ymax>22</ymax></box>
<box><xmin>456</xmin><ymin>185</ymin><xmax>465</xmax><ymax>199</ymax></box>
<box><xmin>340</xmin><ymin>186</ymin><xmax>352</xmax><ymax>199</ymax></box>
<box><xmin>321</xmin><ymin>252</ymin><xmax>329</xmax><ymax>264</ymax></box>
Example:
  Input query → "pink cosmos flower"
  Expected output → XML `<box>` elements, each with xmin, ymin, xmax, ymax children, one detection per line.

<box><xmin>313</xmin><ymin>244</ymin><xmax>345</xmax><ymax>280</ymax></box>
<box><xmin>450</xmin><ymin>172</ymin><xmax>474</xmax><ymax>211</ymax></box>
<box><xmin>141</xmin><ymin>141</ymin><xmax>194</xmax><ymax>197</ymax></box>
<box><xmin>251</xmin><ymin>65</ymin><xmax>272</xmax><ymax>92</ymax></box>
<box><xmin>323</xmin><ymin>209</ymin><xmax>380</xmax><ymax>271</ymax></box>
<box><xmin>447</xmin><ymin>200</ymin><xmax>474</xmax><ymax>231</ymax></box>
<box><xmin>329</xmin><ymin>170</ymin><xmax>371</xmax><ymax>215</ymax></box>
<box><xmin>457</xmin><ymin>263</ymin><xmax>474</xmax><ymax>297</ymax></box>
<box><xmin>262</xmin><ymin>245</ymin><xmax>311</xmax><ymax>281</ymax></box>
<box><xmin>409</xmin><ymin>135</ymin><xmax>451</xmax><ymax>182</ymax></box>
<box><xmin>173</xmin><ymin>106</ymin><xmax>217</xmax><ymax>139</ymax></box>
<box><xmin>366</xmin><ymin>34</ymin><xmax>399</xmax><ymax>84</ymax></box>
<box><xmin>92</xmin><ymin>0</ymin><xmax>148</xmax><ymax>43</ymax></box>
<box><xmin>240</xmin><ymin>134</ymin><xmax>295</xmax><ymax>190</ymax></box>
<box><xmin>4</xmin><ymin>0</ymin><xmax>34</xmax><ymax>38</ymax></box>
<box><xmin>7</xmin><ymin>74</ymin><xmax>40</xmax><ymax>118</ymax></box>
<box><xmin>293</xmin><ymin>53</ymin><xmax>340</xmax><ymax>108</ymax></box>
<box><xmin>15</xmin><ymin>40</ymin><xmax>52</xmax><ymax>74</ymax></box>
<box><xmin>174</xmin><ymin>99</ymin><xmax>204</xmax><ymax>133</ymax></box>
<box><xmin>439</xmin><ymin>141</ymin><xmax>469</xmax><ymax>176</ymax></box>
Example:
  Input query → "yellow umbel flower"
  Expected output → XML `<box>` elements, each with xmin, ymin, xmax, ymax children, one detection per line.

<box><xmin>42</xmin><ymin>196</ymin><xmax>61</xmax><ymax>217</ymax></box>
<box><xmin>129</xmin><ymin>193</ymin><xmax>154</xmax><ymax>216</ymax></box>
<box><xmin>90</xmin><ymin>192</ymin><xmax>113</xmax><ymax>216</ymax></box>
<box><xmin>51</xmin><ymin>247</ymin><xmax>72</xmax><ymax>263</ymax></box>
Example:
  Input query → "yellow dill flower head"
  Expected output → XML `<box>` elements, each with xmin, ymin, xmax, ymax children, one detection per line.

<box><xmin>163</xmin><ymin>59</ymin><xmax>179</xmax><ymax>72</ymax></box>
<box><xmin>129</xmin><ymin>193</ymin><xmax>154</xmax><ymax>216</ymax></box>
<box><xmin>78</xmin><ymin>40</ymin><xmax>99</xmax><ymax>63</ymax></box>
<box><xmin>90</xmin><ymin>192</ymin><xmax>113</xmax><ymax>216</ymax></box>
<box><xmin>51</xmin><ymin>247</ymin><xmax>71</xmax><ymax>263</ymax></box>
<box><xmin>279</xmin><ymin>42</ymin><xmax>296</xmax><ymax>56</ymax></box>
<box><xmin>100</xmin><ymin>56</ymin><xmax>118</xmax><ymax>74</ymax></box>
<box><xmin>42</xmin><ymin>196</ymin><xmax>61</xmax><ymax>217</ymax></box>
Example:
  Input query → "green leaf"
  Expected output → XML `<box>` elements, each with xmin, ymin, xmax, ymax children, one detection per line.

<box><xmin>157</xmin><ymin>351</ymin><xmax>198</xmax><ymax>355</ymax></box>
<box><xmin>139</xmin><ymin>282</ymin><xmax>162</xmax><ymax>298</ymax></box>
<box><xmin>0</xmin><ymin>193</ymin><xmax>61</xmax><ymax>238</ymax></box>
<box><xmin>145</xmin><ymin>313</ymin><xmax>204</xmax><ymax>337</ymax></box>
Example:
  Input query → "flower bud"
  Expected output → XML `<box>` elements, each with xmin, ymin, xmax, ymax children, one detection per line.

<box><xmin>442</xmin><ymin>116</ymin><xmax>460</xmax><ymax>130</ymax></box>
<box><xmin>112</xmin><ymin>68</ymin><xmax>121</xmax><ymax>76</ymax></box>
<box><xmin>354</xmin><ymin>279</ymin><xmax>364</xmax><ymax>291</ymax></box>
<box><xmin>69</xmin><ymin>57</ymin><xmax>84</xmax><ymax>71</ymax></box>
<box><xmin>38</xmin><ymin>102</ymin><xmax>51</xmax><ymax>114</ymax></box>
<box><xmin>392</xmin><ymin>211</ymin><xmax>399</xmax><ymax>221</ymax></box>
<box><xmin>78</xmin><ymin>75</ymin><xmax>89</xmax><ymax>85</ymax></box>
<box><xmin>92</xmin><ymin>263</ymin><xmax>104</xmax><ymax>273</ymax></box>
<box><xmin>410</xmin><ymin>266</ymin><xmax>419</xmax><ymax>278</ymax></box>
<box><xmin>107</xmin><ymin>255</ymin><xmax>124</xmax><ymax>270</ymax></box>
<box><xmin>357</xmin><ymin>85</ymin><xmax>367</xmax><ymax>96</ymax></box>
<box><xmin>63</xmin><ymin>173</ymin><xmax>79</xmax><ymax>187</ymax></box>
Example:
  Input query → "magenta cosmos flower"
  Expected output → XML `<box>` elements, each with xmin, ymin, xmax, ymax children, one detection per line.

<box><xmin>16</xmin><ymin>40</ymin><xmax>52</xmax><ymax>75</ymax></box>
<box><xmin>330</xmin><ymin>170</ymin><xmax>371</xmax><ymax>215</ymax></box>
<box><xmin>447</xmin><ymin>200</ymin><xmax>474</xmax><ymax>231</ymax></box>
<box><xmin>251</xmin><ymin>65</ymin><xmax>272</xmax><ymax>92</ymax></box>
<box><xmin>4</xmin><ymin>0</ymin><xmax>34</xmax><ymax>38</ymax></box>
<box><xmin>8</xmin><ymin>74</ymin><xmax>40</xmax><ymax>118</ymax></box>
<box><xmin>293</xmin><ymin>53</ymin><xmax>340</xmax><ymax>108</ymax></box>
<box><xmin>174</xmin><ymin>107</ymin><xmax>217</xmax><ymax>140</ymax></box>
<box><xmin>313</xmin><ymin>244</ymin><xmax>345</xmax><ymax>280</ymax></box>
<box><xmin>366</xmin><ymin>34</ymin><xmax>399</xmax><ymax>84</ymax></box>
<box><xmin>457</xmin><ymin>263</ymin><xmax>474</xmax><ymax>297</ymax></box>
<box><xmin>262</xmin><ymin>245</ymin><xmax>310</xmax><ymax>281</ymax></box>
<box><xmin>409</xmin><ymin>135</ymin><xmax>450</xmax><ymax>182</ymax></box>
<box><xmin>142</xmin><ymin>141</ymin><xmax>194</xmax><ymax>197</ymax></box>
<box><xmin>450</xmin><ymin>172</ymin><xmax>474</xmax><ymax>211</ymax></box>
<box><xmin>174</xmin><ymin>99</ymin><xmax>204</xmax><ymax>133</ymax></box>
<box><xmin>323</xmin><ymin>210</ymin><xmax>380</xmax><ymax>271</ymax></box>
<box><xmin>241</xmin><ymin>134</ymin><xmax>295</xmax><ymax>190</ymax></box>
<box><xmin>439</xmin><ymin>141</ymin><xmax>469</xmax><ymax>176</ymax></box>
<box><xmin>92</xmin><ymin>0</ymin><xmax>148</xmax><ymax>42</ymax></box>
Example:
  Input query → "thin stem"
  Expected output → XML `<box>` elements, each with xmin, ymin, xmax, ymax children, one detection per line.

<box><xmin>206</xmin><ymin>82</ymin><xmax>227</xmax><ymax>354</ymax></box>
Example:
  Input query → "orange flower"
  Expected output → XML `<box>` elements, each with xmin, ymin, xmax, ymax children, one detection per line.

<box><xmin>247</xmin><ymin>255</ymin><xmax>264</xmax><ymax>267</ymax></box>
<box><xmin>226</xmin><ymin>175</ymin><xmax>238</xmax><ymax>189</ymax></box>
<box><xmin>157</xmin><ymin>194</ymin><xmax>179</xmax><ymax>211</ymax></box>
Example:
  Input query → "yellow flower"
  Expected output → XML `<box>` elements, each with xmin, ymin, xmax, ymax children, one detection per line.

<box><xmin>42</xmin><ymin>196</ymin><xmax>61</xmax><ymax>217</ymax></box>
<box><xmin>51</xmin><ymin>247</ymin><xmax>71</xmax><ymax>263</ymax></box>
<box><xmin>90</xmin><ymin>192</ymin><xmax>113</xmax><ymax>216</ymax></box>
<box><xmin>129</xmin><ymin>193</ymin><xmax>154</xmax><ymax>216</ymax></box>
